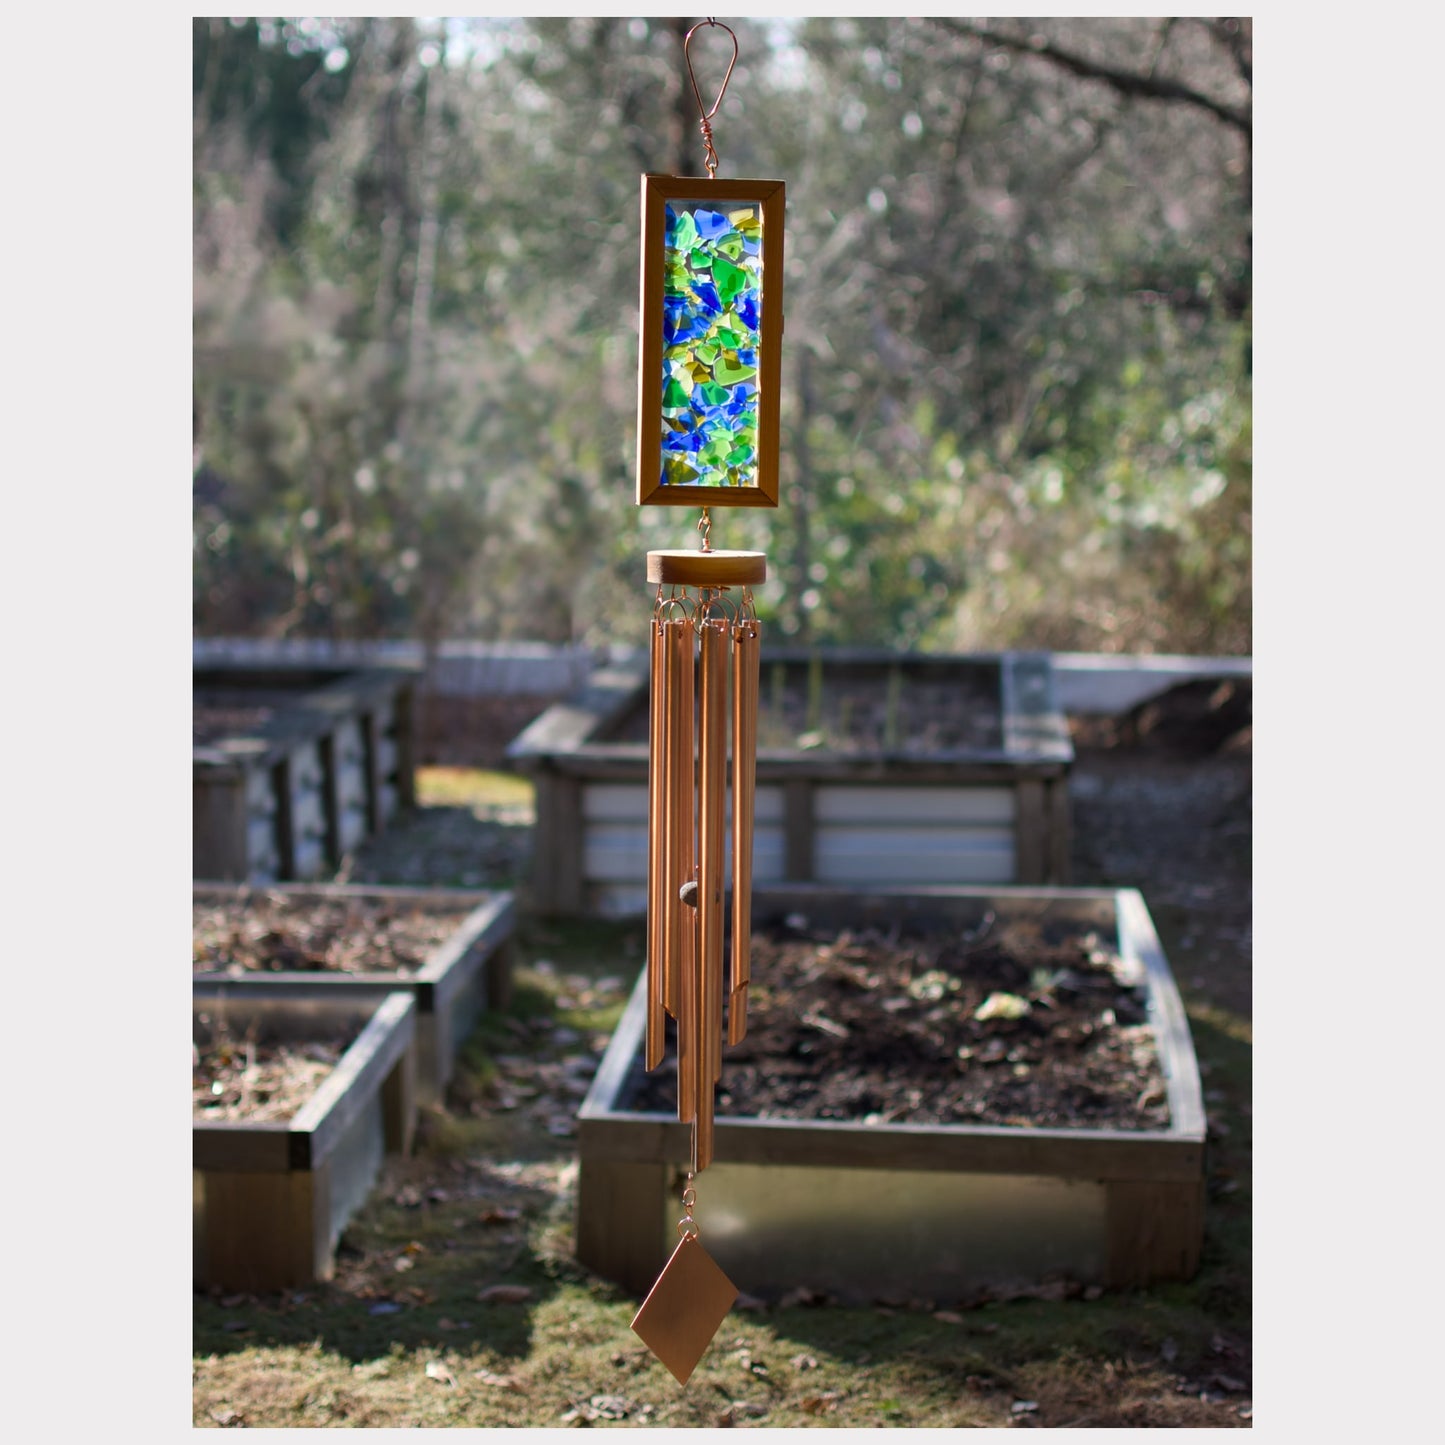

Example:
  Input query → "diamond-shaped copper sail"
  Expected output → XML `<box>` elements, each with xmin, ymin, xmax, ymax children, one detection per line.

<box><xmin>630</xmin><ymin>1234</ymin><xmax>739</xmax><ymax>1385</ymax></box>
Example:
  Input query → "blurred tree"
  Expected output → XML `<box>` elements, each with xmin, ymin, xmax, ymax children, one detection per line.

<box><xmin>193</xmin><ymin>16</ymin><xmax>1251</xmax><ymax>656</ymax></box>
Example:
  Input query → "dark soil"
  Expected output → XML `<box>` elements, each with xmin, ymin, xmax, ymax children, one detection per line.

<box><xmin>193</xmin><ymin>704</ymin><xmax>275</xmax><ymax>747</ymax></box>
<box><xmin>415</xmin><ymin>693</ymin><xmax>558</xmax><ymax>768</ymax></box>
<box><xmin>192</xmin><ymin>682</ymin><xmax>326</xmax><ymax>746</ymax></box>
<box><xmin>1067</xmin><ymin>679</ymin><xmax>1252</xmax><ymax>1021</ymax></box>
<box><xmin>1070</xmin><ymin>678</ymin><xmax>1250</xmax><ymax>757</ymax></box>
<box><xmin>192</xmin><ymin>892</ymin><xmax>476</xmax><ymax>977</ymax></box>
<box><xmin>332</xmin><ymin>798</ymin><xmax>535</xmax><ymax>891</ymax></box>
<box><xmin>623</xmin><ymin>916</ymin><xmax>1169</xmax><ymax>1130</ymax></box>
<box><xmin>608</xmin><ymin>660</ymin><xmax>1002</xmax><ymax>754</ymax></box>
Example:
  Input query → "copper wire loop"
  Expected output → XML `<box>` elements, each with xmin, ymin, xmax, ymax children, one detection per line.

<box><xmin>695</xmin><ymin>584</ymin><xmax>741</xmax><ymax>626</ymax></box>
<box><xmin>683</xmin><ymin>18</ymin><xmax>738</xmax><ymax>179</ymax></box>
<box><xmin>653</xmin><ymin>584</ymin><xmax>693</xmax><ymax>624</ymax></box>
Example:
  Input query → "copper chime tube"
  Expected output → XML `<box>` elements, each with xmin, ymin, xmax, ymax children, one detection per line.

<box><xmin>668</xmin><ymin>616</ymin><xmax>697</xmax><ymax>1126</ymax></box>
<box><xmin>729</xmin><ymin>615</ymin><xmax>760</xmax><ymax>1045</ymax></box>
<box><xmin>695</xmin><ymin>613</ymin><xmax>730</xmax><ymax>1172</ymax></box>
<box><xmin>642</xmin><ymin>570</ymin><xmax>764</xmax><ymax>1183</ymax></box>
<box><xmin>662</xmin><ymin>616</ymin><xmax>691</xmax><ymax>1020</ymax></box>
<box><xmin>645</xmin><ymin>616</ymin><xmax>667</xmax><ymax>1070</ymax></box>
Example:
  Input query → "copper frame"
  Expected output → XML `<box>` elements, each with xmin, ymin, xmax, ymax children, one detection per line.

<box><xmin>635</xmin><ymin>174</ymin><xmax>785</xmax><ymax>509</ymax></box>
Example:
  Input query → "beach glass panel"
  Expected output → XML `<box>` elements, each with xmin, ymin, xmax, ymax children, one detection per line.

<box><xmin>659</xmin><ymin>199</ymin><xmax>763</xmax><ymax>489</ymax></box>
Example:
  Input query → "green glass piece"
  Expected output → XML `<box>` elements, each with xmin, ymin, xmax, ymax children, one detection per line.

<box><xmin>711</xmin><ymin>255</ymin><xmax>747</xmax><ymax>306</ymax></box>
<box><xmin>697</xmin><ymin>381</ymin><xmax>730</xmax><ymax>406</ymax></box>
<box><xmin>671</xmin><ymin>210</ymin><xmax>699</xmax><ymax>253</ymax></box>
<box><xmin>713</xmin><ymin>355</ymin><xmax>757</xmax><ymax>386</ymax></box>
<box><xmin>662</xmin><ymin>376</ymin><xmax>692</xmax><ymax>409</ymax></box>
<box><xmin>693</xmin><ymin>340</ymin><xmax>720</xmax><ymax>364</ymax></box>
<box><xmin>718</xmin><ymin>237</ymin><xmax>744</xmax><ymax>261</ymax></box>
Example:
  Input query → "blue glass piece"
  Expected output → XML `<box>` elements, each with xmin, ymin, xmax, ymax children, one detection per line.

<box><xmin>663</xmin><ymin>428</ymin><xmax>705</xmax><ymax>455</ymax></box>
<box><xmin>663</xmin><ymin>304</ymin><xmax>710</xmax><ymax>347</ymax></box>
<box><xmin>693</xmin><ymin>208</ymin><xmax>731</xmax><ymax>241</ymax></box>
<box><xmin>662</xmin><ymin>294</ymin><xmax>687</xmax><ymax>343</ymax></box>
<box><xmin>691</xmin><ymin>279</ymin><xmax>722</xmax><ymax>314</ymax></box>
<box><xmin>735</xmin><ymin>292</ymin><xmax>760</xmax><ymax>332</ymax></box>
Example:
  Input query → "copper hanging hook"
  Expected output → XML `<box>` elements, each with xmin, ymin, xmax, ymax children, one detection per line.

<box><xmin>683</xmin><ymin>18</ymin><xmax>739</xmax><ymax>179</ymax></box>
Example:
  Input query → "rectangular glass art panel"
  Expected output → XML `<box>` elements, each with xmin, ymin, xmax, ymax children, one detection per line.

<box><xmin>637</xmin><ymin>175</ymin><xmax>784</xmax><ymax>508</ymax></box>
<box><xmin>661</xmin><ymin>199</ymin><xmax>763</xmax><ymax>490</ymax></box>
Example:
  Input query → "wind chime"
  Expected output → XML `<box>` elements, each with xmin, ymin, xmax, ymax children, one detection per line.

<box><xmin>627</xmin><ymin>19</ymin><xmax>785</xmax><ymax>1386</ymax></box>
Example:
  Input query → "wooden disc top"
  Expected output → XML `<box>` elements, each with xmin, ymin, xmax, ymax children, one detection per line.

<box><xmin>646</xmin><ymin>550</ymin><xmax>767</xmax><ymax>587</ymax></box>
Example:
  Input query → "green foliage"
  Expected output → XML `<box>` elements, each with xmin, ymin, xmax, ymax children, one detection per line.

<box><xmin>194</xmin><ymin>17</ymin><xmax>1251</xmax><ymax>653</ymax></box>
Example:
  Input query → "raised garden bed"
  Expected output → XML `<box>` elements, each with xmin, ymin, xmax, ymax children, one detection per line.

<box><xmin>575</xmin><ymin>883</ymin><xmax>1204</xmax><ymax>1304</ymax></box>
<box><xmin>508</xmin><ymin>650</ymin><xmax>1073</xmax><ymax>916</ymax></box>
<box><xmin>193</xmin><ymin>987</ymin><xmax>417</xmax><ymax>1292</ymax></box>
<box><xmin>194</xmin><ymin>661</ymin><xmax>419</xmax><ymax>882</ymax></box>
<box><xmin>192</xmin><ymin>882</ymin><xmax>515</xmax><ymax>1105</ymax></box>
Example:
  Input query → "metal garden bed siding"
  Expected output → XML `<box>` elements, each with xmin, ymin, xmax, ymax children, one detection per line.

<box><xmin>192</xmin><ymin>988</ymin><xmax>417</xmax><ymax>1293</ymax></box>
<box><xmin>193</xmin><ymin>662</ymin><xmax>418</xmax><ymax>883</ymax></box>
<box><xmin>508</xmin><ymin>650</ymin><xmax>1074</xmax><ymax>916</ymax></box>
<box><xmin>575</xmin><ymin>884</ymin><xmax>1204</xmax><ymax>1303</ymax></box>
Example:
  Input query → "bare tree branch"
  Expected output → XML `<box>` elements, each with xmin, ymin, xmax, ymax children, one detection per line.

<box><xmin>933</xmin><ymin>18</ymin><xmax>1250</xmax><ymax>141</ymax></box>
<box><xmin>1203</xmin><ymin>17</ymin><xmax>1252</xmax><ymax>86</ymax></box>
<box><xmin>1145</xmin><ymin>17</ymin><xmax>1177</xmax><ymax>81</ymax></box>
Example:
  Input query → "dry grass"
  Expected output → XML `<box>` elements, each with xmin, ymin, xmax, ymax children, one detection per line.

<box><xmin>193</xmin><ymin>954</ymin><xmax>1252</xmax><ymax>1429</ymax></box>
<box><xmin>414</xmin><ymin>767</ymin><xmax>534</xmax><ymax>813</ymax></box>
<box><xmin>194</xmin><ymin>754</ymin><xmax>1252</xmax><ymax>1428</ymax></box>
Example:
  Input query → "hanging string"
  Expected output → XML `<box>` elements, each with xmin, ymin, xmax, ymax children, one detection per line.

<box><xmin>683</xmin><ymin>18</ymin><xmax>738</xmax><ymax>179</ymax></box>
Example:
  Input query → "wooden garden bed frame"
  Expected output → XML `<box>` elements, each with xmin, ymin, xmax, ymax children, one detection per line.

<box><xmin>193</xmin><ymin>661</ymin><xmax>419</xmax><ymax>883</ymax></box>
<box><xmin>507</xmin><ymin>650</ymin><xmax>1074</xmax><ymax>916</ymax></box>
<box><xmin>193</xmin><ymin>988</ymin><xmax>417</xmax><ymax>1292</ymax></box>
<box><xmin>192</xmin><ymin>882</ymin><xmax>516</xmax><ymax>1104</ymax></box>
<box><xmin>575</xmin><ymin>884</ymin><xmax>1205</xmax><ymax>1303</ymax></box>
